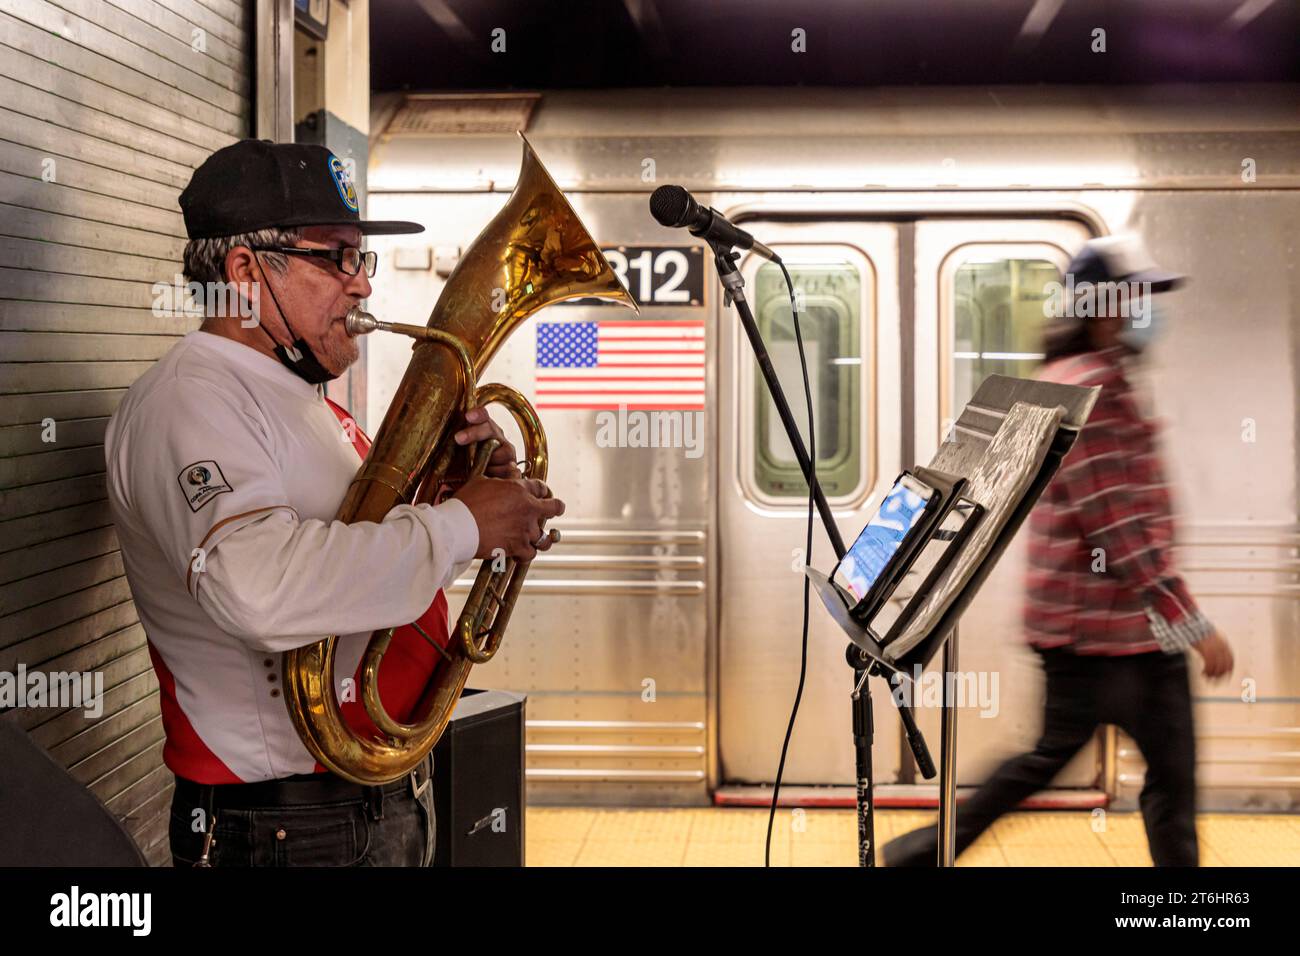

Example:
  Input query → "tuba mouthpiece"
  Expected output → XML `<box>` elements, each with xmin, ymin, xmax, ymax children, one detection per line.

<box><xmin>344</xmin><ymin>307</ymin><xmax>380</xmax><ymax>336</ymax></box>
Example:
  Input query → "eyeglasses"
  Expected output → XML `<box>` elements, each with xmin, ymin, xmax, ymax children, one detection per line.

<box><xmin>253</xmin><ymin>245</ymin><xmax>378</xmax><ymax>278</ymax></box>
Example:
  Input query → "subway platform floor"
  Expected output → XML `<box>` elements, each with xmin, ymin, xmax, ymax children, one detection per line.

<box><xmin>524</xmin><ymin>807</ymin><xmax>1300</xmax><ymax>867</ymax></box>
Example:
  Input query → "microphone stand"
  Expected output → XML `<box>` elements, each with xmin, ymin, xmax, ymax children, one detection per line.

<box><xmin>709</xmin><ymin>242</ymin><xmax>931</xmax><ymax>868</ymax></box>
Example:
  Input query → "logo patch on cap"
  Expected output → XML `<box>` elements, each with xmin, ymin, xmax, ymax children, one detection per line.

<box><xmin>329</xmin><ymin>155</ymin><xmax>359</xmax><ymax>213</ymax></box>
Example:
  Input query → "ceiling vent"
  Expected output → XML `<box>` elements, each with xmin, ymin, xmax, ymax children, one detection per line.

<box><xmin>384</xmin><ymin>93</ymin><xmax>541</xmax><ymax>136</ymax></box>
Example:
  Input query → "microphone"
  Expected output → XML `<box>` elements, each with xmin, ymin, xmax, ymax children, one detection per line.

<box><xmin>649</xmin><ymin>185</ymin><xmax>779</xmax><ymax>262</ymax></box>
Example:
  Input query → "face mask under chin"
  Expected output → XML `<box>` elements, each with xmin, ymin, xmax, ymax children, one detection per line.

<box><xmin>251</xmin><ymin>250</ymin><xmax>344</xmax><ymax>386</ymax></box>
<box><xmin>273</xmin><ymin>337</ymin><xmax>340</xmax><ymax>385</ymax></box>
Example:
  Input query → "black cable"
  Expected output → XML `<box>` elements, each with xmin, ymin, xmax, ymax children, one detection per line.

<box><xmin>764</xmin><ymin>259</ymin><xmax>820</xmax><ymax>867</ymax></box>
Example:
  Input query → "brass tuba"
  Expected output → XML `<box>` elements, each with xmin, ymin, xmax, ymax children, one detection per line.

<box><xmin>282</xmin><ymin>133</ymin><xmax>638</xmax><ymax>784</ymax></box>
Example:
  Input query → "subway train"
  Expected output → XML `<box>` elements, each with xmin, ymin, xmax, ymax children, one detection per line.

<box><xmin>356</xmin><ymin>85</ymin><xmax>1299</xmax><ymax>812</ymax></box>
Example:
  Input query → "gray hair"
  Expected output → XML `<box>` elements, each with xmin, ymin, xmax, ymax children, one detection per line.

<box><xmin>182</xmin><ymin>226</ymin><xmax>301</xmax><ymax>314</ymax></box>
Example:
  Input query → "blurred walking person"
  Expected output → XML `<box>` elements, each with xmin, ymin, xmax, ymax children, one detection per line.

<box><xmin>883</xmin><ymin>235</ymin><xmax>1233</xmax><ymax>867</ymax></box>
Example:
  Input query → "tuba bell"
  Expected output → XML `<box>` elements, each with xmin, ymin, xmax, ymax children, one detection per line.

<box><xmin>282</xmin><ymin>133</ymin><xmax>638</xmax><ymax>784</ymax></box>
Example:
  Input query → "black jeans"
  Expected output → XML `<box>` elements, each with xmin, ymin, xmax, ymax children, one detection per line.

<box><xmin>882</xmin><ymin>646</ymin><xmax>1199</xmax><ymax>867</ymax></box>
<box><xmin>168</xmin><ymin>755</ymin><xmax>436</xmax><ymax>867</ymax></box>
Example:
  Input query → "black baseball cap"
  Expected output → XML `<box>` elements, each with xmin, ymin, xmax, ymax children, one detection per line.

<box><xmin>179</xmin><ymin>139</ymin><xmax>423</xmax><ymax>239</ymax></box>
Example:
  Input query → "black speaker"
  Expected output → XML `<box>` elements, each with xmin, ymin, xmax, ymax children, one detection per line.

<box><xmin>431</xmin><ymin>688</ymin><xmax>526</xmax><ymax>867</ymax></box>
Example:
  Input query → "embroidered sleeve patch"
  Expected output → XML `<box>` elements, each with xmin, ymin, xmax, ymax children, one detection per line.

<box><xmin>177</xmin><ymin>460</ymin><xmax>234</xmax><ymax>513</ymax></box>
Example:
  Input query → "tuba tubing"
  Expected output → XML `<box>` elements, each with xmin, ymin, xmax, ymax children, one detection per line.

<box><xmin>281</xmin><ymin>134</ymin><xmax>638</xmax><ymax>784</ymax></box>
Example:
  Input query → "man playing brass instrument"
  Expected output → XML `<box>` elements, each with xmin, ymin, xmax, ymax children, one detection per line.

<box><xmin>105</xmin><ymin>140</ymin><xmax>563</xmax><ymax>866</ymax></box>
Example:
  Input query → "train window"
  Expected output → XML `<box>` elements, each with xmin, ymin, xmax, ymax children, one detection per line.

<box><xmin>944</xmin><ymin>250</ymin><xmax>1063</xmax><ymax>420</ymax></box>
<box><xmin>749</xmin><ymin>259</ymin><xmax>866</xmax><ymax>500</ymax></box>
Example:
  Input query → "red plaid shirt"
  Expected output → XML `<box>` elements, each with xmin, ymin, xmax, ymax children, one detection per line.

<box><xmin>1024</xmin><ymin>346</ymin><xmax>1213</xmax><ymax>655</ymax></box>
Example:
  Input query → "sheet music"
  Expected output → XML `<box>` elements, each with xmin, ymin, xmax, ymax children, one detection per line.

<box><xmin>883</xmin><ymin>400</ymin><xmax>1065</xmax><ymax>660</ymax></box>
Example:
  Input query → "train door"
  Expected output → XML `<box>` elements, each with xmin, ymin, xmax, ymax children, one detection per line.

<box><xmin>910</xmin><ymin>218</ymin><xmax>1098</xmax><ymax>791</ymax></box>
<box><xmin>718</xmin><ymin>221</ymin><xmax>903</xmax><ymax>786</ymax></box>
<box><xmin>717</xmin><ymin>213</ymin><xmax>1098</xmax><ymax>794</ymax></box>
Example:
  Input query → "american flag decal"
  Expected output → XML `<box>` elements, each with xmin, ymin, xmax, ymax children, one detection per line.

<box><xmin>535</xmin><ymin>320</ymin><xmax>705</xmax><ymax>410</ymax></box>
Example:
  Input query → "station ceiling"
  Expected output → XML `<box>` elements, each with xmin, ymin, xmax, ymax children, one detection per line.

<box><xmin>370</xmin><ymin>0</ymin><xmax>1300</xmax><ymax>91</ymax></box>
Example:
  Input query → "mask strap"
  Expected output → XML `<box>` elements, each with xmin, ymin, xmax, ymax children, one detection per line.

<box><xmin>252</xmin><ymin>251</ymin><xmax>339</xmax><ymax>385</ymax></box>
<box><xmin>252</xmin><ymin>251</ymin><xmax>301</xmax><ymax>351</ymax></box>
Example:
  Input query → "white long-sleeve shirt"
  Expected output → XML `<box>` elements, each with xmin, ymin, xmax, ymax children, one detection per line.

<box><xmin>105</xmin><ymin>331</ymin><xmax>477</xmax><ymax>783</ymax></box>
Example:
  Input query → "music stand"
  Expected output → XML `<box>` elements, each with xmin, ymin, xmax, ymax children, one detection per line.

<box><xmin>807</xmin><ymin>375</ymin><xmax>1100</xmax><ymax>865</ymax></box>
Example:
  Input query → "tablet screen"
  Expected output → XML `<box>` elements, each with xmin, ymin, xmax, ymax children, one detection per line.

<box><xmin>839</xmin><ymin>478</ymin><xmax>933</xmax><ymax>601</ymax></box>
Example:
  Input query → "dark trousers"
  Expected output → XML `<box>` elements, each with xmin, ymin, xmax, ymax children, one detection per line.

<box><xmin>168</xmin><ymin>754</ymin><xmax>436</xmax><ymax>867</ymax></box>
<box><xmin>883</xmin><ymin>646</ymin><xmax>1199</xmax><ymax>867</ymax></box>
